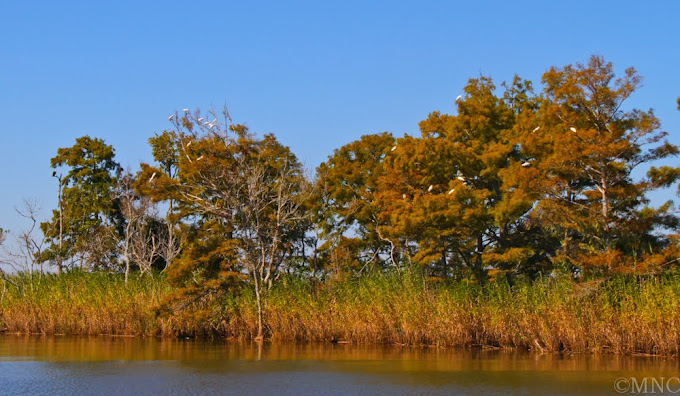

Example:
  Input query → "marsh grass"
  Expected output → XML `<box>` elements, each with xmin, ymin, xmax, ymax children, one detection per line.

<box><xmin>0</xmin><ymin>271</ymin><xmax>169</xmax><ymax>336</ymax></box>
<box><xmin>1</xmin><ymin>271</ymin><xmax>679</xmax><ymax>356</ymax></box>
<box><xmin>257</xmin><ymin>272</ymin><xmax>680</xmax><ymax>355</ymax></box>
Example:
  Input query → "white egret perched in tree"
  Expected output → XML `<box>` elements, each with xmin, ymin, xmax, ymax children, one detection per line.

<box><xmin>448</xmin><ymin>188</ymin><xmax>455</xmax><ymax>195</ymax></box>
<box><xmin>428</xmin><ymin>185</ymin><xmax>434</xmax><ymax>192</ymax></box>
<box><xmin>391</xmin><ymin>145</ymin><xmax>397</xmax><ymax>152</ymax></box>
<box><xmin>455</xmin><ymin>94</ymin><xmax>462</xmax><ymax>102</ymax></box>
<box><xmin>183</xmin><ymin>108</ymin><xmax>190</xmax><ymax>113</ymax></box>
<box><xmin>196</xmin><ymin>155</ymin><xmax>204</xmax><ymax>161</ymax></box>
<box><xmin>168</xmin><ymin>115</ymin><xmax>173</xmax><ymax>121</ymax></box>
<box><xmin>149</xmin><ymin>172</ymin><xmax>156</xmax><ymax>182</ymax></box>
<box><xmin>522</xmin><ymin>161</ymin><xmax>531</xmax><ymax>168</ymax></box>
<box><xmin>532</xmin><ymin>126</ymin><xmax>540</xmax><ymax>132</ymax></box>
<box><xmin>570</xmin><ymin>127</ymin><xmax>577</xmax><ymax>132</ymax></box>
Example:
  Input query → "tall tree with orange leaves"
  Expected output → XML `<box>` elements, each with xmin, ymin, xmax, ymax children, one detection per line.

<box><xmin>515</xmin><ymin>56</ymin><xmax>679</xmax><ymax>274</ymax></box>
<box><xmin>375</xmin><ymin>76</ymin><xmax>551</xmax><ymax>280</ymax></box>
<box><xmin>313</xmin><ymin>132</ymin><xmax>396</xmax><ymax>275</ymax></box>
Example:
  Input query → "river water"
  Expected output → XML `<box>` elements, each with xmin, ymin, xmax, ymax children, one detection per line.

<box><xmin>0</xmin><ymin>335</ymin><xmax>678</xmax><ymax>395</ymax></box>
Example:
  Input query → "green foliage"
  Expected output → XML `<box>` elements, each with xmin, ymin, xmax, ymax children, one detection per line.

<box><xmin>41</xmin><ymin>136</ymin><xmax>123</xmax><ymax>271</ymax></box>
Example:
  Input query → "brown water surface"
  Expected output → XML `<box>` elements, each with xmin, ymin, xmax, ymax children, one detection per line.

<box><xmin>0</xmin><ymin>335</ymin><xmax>678</xmax><ymax>395</ymax></box>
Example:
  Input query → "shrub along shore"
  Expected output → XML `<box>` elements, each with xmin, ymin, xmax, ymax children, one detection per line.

<box><xmin>1</xmin><ymin>271</ymin><xmax>679</xmax><ymax>357</ymax></box>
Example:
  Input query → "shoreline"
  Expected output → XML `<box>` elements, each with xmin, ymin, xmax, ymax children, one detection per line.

<box><xmin>1</xmin><ymin>332</ymin><xmax>676</xmax><ymax>359</ymax></box>
<box><xmin>2</xmin><ymin>271</ymin><xmax>679</xmax><ymax>357</ymax></box>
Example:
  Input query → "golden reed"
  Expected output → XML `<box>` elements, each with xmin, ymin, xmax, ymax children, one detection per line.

<box><xmin>1</xmin><ymin>271</ymin><xmax>678</xmax><ymax>356</ymax></box>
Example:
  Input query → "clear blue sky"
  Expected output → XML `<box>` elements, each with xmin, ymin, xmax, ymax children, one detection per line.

<box><xmin>1</xmin><ymin>0</ymin><xmax>679</xmax><ymax>236</ymax></box>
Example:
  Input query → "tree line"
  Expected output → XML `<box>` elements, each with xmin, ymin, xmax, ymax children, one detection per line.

<box><xmin>3</xmin><ymin>55</ymin><xmax>680</xmax><ymax>339</ymax></box>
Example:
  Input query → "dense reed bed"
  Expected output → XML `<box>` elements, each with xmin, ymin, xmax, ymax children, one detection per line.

<box><xmin>0</xmin><ymin>272</ymin><xmax>172</xmax><ymax>336</ymax></box>
<box><xmin>246</xmin><ymin>273</ymin><xmax>680</xmax><ymax>356</ymax></box>
<box><xmin>1</xmin><ymin>271</ymin><xmax>679</xmax><ymax>356</ymax></box>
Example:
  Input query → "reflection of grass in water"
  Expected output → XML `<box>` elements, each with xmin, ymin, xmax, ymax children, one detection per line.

<box><xmin>0</xmin><ymin>353</ymin><xmax>668</xmax><ymax>396</ymax></box>
<box><xmin>1</xmin><ymin>335</ymin><xmax>678</xmax><ymax>379</ymax></box>
<box><xmin>1</xmin><ymin>271</ymin><xmax>680</xmax><ymax>356</ymax></box>
<box><xmin>0</xmin><ymin>339</ymin><xmax>677</xmax><ymax>396</ymax></box>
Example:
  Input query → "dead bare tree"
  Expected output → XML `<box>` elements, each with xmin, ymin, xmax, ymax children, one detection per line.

<box><xmin>0</xmin><ymin>200</ymin><xmax>47</xmax><ymax>288</ymax></box>
<box><xmin>0</xmin><ymin>228</ymin><xmax>19</xmax><ymax>293</ymax></box>
<box><xmin>157</xmin><ymin>212</ymin><xmax>181</xmax><ymax>273</ymax></box>
<box><xmin>117</xmin><ymin>171</ymin><xmax>150</xmax><ymax>282</ymax></box>
<box><xmin>129</xmin><ymin>220</ymin><xmax>160</xmax><ymax>276</ymax></box>
<box><xmin>237</xmin><ymin>160</ymin><xmax>314</xmax><ymax>339</ymax></box>
<box><xmin>117</xmin><ymin>170</ymin><xmax>181</xmax><ymax>281</ymax></box>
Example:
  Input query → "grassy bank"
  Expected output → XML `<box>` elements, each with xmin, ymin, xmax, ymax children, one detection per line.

<box><xmin>0</xmin><ymin>271</ymin><xmax>171</xmax><ymax>336</ymax></box>
<box><xmin>2</xmin><ymin>271</ymin><xmax>679</xmax><ymax>356</ymax></box>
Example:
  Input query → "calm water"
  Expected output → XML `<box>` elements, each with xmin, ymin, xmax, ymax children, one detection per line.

<box><xmin>0</xmin><ymin>336</ymin><xmax>678</xmax><ymax>395</ymax></box>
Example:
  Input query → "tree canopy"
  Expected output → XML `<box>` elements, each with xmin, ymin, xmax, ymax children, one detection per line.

<box><xmin>41</xmin><ymin>136</ymin><xmax>123</xmax><ymax>271</ymax></box>
<box><xmin>139</xmin><ymin>109</ymin><xmax>311</xmax><ymax>338</ymax></box>
<box><xmin>25</xmin><ymin>55</ymin><xmax>680</xmax><ymax>335</ymax></box>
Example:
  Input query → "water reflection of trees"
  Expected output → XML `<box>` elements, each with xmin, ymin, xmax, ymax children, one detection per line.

<box><xmin>1</xmin><ymin>336</ymin><xmax>678</xmax><ymax>375</ymax></box>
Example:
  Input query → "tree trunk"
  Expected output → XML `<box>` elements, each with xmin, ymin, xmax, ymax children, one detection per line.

<box><xmin>57</xmin><ymin>177</ymin><xmax>64</xmax><ymax>275</ymax></box>
<box><xmin>601</xmin><ymin>174</ymin><xmax>610</xmax><ymax>251</ymax></box>
<box><xmin>124</xmin><ymin>253</ymin><xmax>130</xmax><ymax>284</ymax></box>
<box><xmin>124</xmin><ymin>230</ymin><xmax>131</xmax><ymax>284</ymax></box>
<box><xmin>253</xmin><ymin>273</ymin><xmax>264</xmax><ymax>340</ymax></box>
<box><xmin>475</xmin><ymin>234</ymin><xmax>486</xmax><ymax>283</ymax></box>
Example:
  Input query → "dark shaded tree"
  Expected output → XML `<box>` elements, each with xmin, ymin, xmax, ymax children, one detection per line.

<box><xmin>41</xmin><ymin>136</ymin><xmax>123</xmax><ymax>271</ymax></box>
